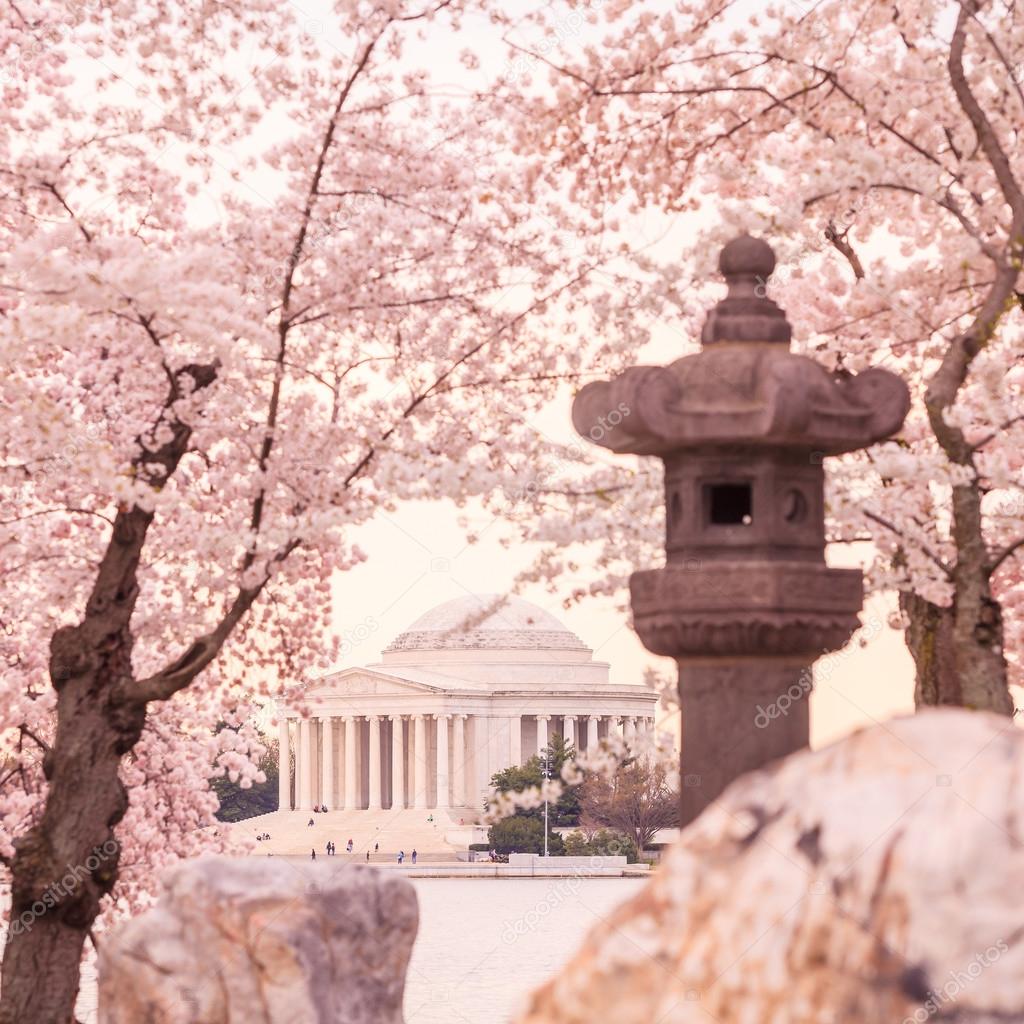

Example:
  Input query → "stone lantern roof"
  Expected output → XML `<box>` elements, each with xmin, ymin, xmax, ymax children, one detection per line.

<box><xmin>572</xmin><ymin>234</ymin><xmax>910</xmax><ymax>457</ymax></box>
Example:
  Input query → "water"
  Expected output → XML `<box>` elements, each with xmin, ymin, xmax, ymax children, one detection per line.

<box><xmin>405</xmin><ymin>878</ymin><xmax>644</xmax><ymax>1022</ymax></box>
<box><xmin>6</xmin><ymin>876</ymin><xmax>642</xmax><ymax>1022</ymax></box>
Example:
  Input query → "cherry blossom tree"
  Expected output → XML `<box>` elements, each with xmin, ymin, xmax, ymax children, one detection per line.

<box><xmin>500</xmin><ymin>0</ymin><xmax>1024</xmax><ymax>714</ymax></box>
<box><xmin>579</xmin><ymin>756</ymin><xmax>678</xmax><ymax>857</ymax></box>
<box><xmin>0</xmin><ymin>2</ymin><xmax>653</xmax><ymax>1018</ymax></box>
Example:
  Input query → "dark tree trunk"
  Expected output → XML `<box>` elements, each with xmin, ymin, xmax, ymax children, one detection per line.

<box><xmin>947</xmin><ymin>484</ymin><xmax>1013</xmax><ymax>715</ymax></box>
<box><xmin>0</xmin><ymin>364</ymin><xmax>212</xmax><ymax>1023</ymax></box>
<box><xmin>0</xmin><ymin>510</ymin><xmax>149</xmax><ymax>1024</ymax></box>
<box><xmin>0</xmin><ymin>665</ymin><xmax>144</xmax><ymax>1023</ymax></box>
<box><xmin>900</xmin><ymin>591</ymin><xmax>961</xmax><ymax>708</ymax></box>
<box><xmin>901</xmin><ymin>484</ymin><xmax>1012</xmax><ymax>716</ymax></box>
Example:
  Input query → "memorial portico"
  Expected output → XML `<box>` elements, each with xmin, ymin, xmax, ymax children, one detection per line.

<box><xmin>277</xmin><ymin>594</ymin><xmax>659</xmax><ymax>817</ymax></box>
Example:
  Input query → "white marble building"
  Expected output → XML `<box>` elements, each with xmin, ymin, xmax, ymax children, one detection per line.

<box><xmin>278</xmin><ymin>594</ymin><xmax>659</xmax><ymax>816</ymax></box>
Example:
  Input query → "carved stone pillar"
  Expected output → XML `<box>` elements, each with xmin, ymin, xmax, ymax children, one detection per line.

<box><xmin>320</xmin><ymin>716</ymin><xmax>334</xmax><ymax>810</ymax></box>
<box><xmin>413</xmin><ymin>715</ymin><xmax>428</xmax><ymax>810</ymax></box>
<box><xmin>435</xmin><ymin>714</ymin><xmax>450</xmax><ymax>809</ymax></box>
<box><xmin>562</xmin><ymin>714</ymin><xmax>576</xmax><ymax>750</ymax></box>
<box><xmin>343</xmin><ymin>716</ymin><xmax>358</xmax><ymax>810</ymax></box>
<box><xmin>278</xmin><ymin>717</ymin><xmax>291</xmax><ymax>811</ymax></box>
<box><xmin>368</xmin><ymin>715</ymin><xmax>382</xmax><ymax>810</ymax></box>
<box><xmin>588</xmin><ymin>715</ymin><xmax>600</xmax><ymax>753</ymax></box>
<box><xmin>452</xmin><ymin>714</ymin><xmax>467</xmax><ymax>807</ymax></box>
<box><xmin>536</xmin><ymin>714</ymin><xmax>549</xmax><ymax>755</ymax></box>
<box><xmin>298</xmin><ymin>718</ymin><xmax>312</xmax><ymax>811</ymax></box>
<box><xmin>390</xmin><ymin>715</ymin><xmax>405</xmax><ymax>810</ymax></box>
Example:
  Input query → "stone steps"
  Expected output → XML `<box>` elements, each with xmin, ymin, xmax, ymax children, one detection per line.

<box><xmin>223</xmin><ymin>808</ymin><xmax>476</xmax><ymax>857</ymax></box>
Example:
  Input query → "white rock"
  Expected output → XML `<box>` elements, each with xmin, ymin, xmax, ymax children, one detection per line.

<box><xmin>99</xmin><ymin>857</ymin><xmax>417</xmax><ymax>1023</ymax></box>
<box><xmin>516</xmin><ymin>709</ymin><xmax>1024</xmax><ymax>1024</ymax></box>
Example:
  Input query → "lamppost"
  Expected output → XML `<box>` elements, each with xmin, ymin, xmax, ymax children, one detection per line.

<box><xmin>541</xmin><ymin>746</ymin><xmax>550</xmax><ymax>859</ymax></box>
<box><xmin>573</xmin><ymin>234</ymin><xmax>910</xmax><ymax>826</ymax></box>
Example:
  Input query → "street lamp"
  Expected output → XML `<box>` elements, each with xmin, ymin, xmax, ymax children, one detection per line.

<box><xmin>541</xmin><ymin>747</ymin><xmax>550</xmax><ymax>859</ymax></box>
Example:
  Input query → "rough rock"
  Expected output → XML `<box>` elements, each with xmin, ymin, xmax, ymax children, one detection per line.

<box><xmin>98</xmin><ymin>857</ymin><xmax>418</xmax><ymax>1023</ymax></box>
<box><xmin>515</xmin><ymin>709</ymin><xmax>1024</xmax><ymax>1024</ymax></box>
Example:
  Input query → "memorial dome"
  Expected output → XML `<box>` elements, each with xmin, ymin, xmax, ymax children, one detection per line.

<box><xmin>383</xmin><ymin>594</ymin><xmax>588</xmax><ymax>654</ymax></box>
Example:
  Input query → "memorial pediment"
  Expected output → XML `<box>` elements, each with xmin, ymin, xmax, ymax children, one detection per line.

<box><xmin>306</xmin><ymin>668</ymin><xmax>445</xmax><ymax>698</ymax></box>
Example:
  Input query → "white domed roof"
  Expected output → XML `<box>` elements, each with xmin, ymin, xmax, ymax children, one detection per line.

<box><xmin>384</xmin><ymin>594</ymin><xmax>588</xmax><ymax>654</ymax></box>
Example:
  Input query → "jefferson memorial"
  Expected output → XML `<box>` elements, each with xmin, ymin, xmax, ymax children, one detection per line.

<box><xmin>277</xmin><ymin>594</ymin><xmax>659</xmax><ymax>821</ymax></box>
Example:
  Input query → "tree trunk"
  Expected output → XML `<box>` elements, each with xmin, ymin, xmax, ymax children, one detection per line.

<box><xmin>901</xmin><ymin>591</ymin><xmax>961</xmax><ymax>708</ymax></box>
<box><xmin>1</xmin><ymin>513</ymin><xmax>149</xmax><ymax>1024</ymax></box>
<box><xmin>1</xmin><ymin>669</ymin><xmax>145</xmax><ymax>1023</ymax></box>
<box><xmin>948</xmin><ymin>483</ymin><xmax>1013</xmax><ymax>715</ymax></box>
<box><xmin>901</xmin><ymin>485</ymin><xmax>1012</xmax><ymax>716</ymax></box>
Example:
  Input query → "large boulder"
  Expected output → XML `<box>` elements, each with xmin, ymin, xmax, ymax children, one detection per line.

<box><xmin>516</xmin><ymin>709</ymin><xmax>1024</xmax><ymax>1024</ymax></box>
<box><xmin>99</xmin><ymin>857</ymin><xmax>417</xmax><ymax>1023</ymax></box>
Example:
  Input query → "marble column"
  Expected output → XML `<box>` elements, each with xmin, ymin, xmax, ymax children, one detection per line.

<box><xmin>625</xmin><ymin>716</ymin><xmax>637</xmax><ymax>745</ymax></box>
<box><xmin>413</xmin><ymin>714</ymin><xmax>428</xmax><ymax>810</ymax></box>
<box><xmin>452</xmin><ymin>714</ymin><xmax>467</xmax><ymax>807</ymax></box>
<box><xmin>435</xmin><ymin>714</ymin><xmax>450</xmax><ymax>809</ymax></box>
<box><xmin>368</xmin><ymin>715</ymin><xmax>382</xmax><ymax>810</ymax></box>
<box><xmin>588</xmin><ymin>715</ymin><xmax>600</xmax><ymax>753</ymax></box>
<box><xmin>344</xmin><ymin>716</ymin><xmax>358</xmax><ymax>810</ymax></box>
<box><xmin>563</xmin><ymin>714</ymin><xmax>576</xmax><ymax>750</ymax></box>
<box><xmin>536</xmin><ymin>714</ymin><xmax>549</xmax><ymax>756</ymax></box>
<box><xmin>278</xmin><ymin>717</ymin><xmax>291</xmax><ymax>811</ymax></box>
<box><xmin>509</xmin><ymin>714</ymin><xmax>522</xmax><ymax>766</ymax></box>
<box><xmin>390</xmin><ymin>715</ymin><xmax>405</xmax><ymax>810</ymax></box>
<box><xmin>298</xmin><ymin>718</ymin><xmax>313</xmax><ymax>810</ymax></box>
<box><xmin>320</xmin><ymin>716</ymin><xmax>334</xmax><ymax>810</ymax></box>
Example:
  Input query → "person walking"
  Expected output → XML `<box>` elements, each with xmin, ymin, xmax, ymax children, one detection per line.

<box><xmin>365</xmin><ymin>850</ymin><xmax>370</xmax><ymax>862</ymax></box>
<box><xmin>374</xmin><ymin>842</ymin><xmax>379</xmax><ymax>853</ymax></box>
<box><xmin>311</xmin><ymin>849</ymin><xmax>316</xmax><ymax>860</ymax></box>
<box><xmin>398</xmin><ymin>851</ymin><xmax>405</xmax><ymax>865</ymax></box>
<box><xmin>308</xmin><ymin>818</ymin><xmax>314</xmax><ymax>827</ymax></box>
<box><xmin>411</xmin><ymin>849</ymin><xmax>417</xmax><ymax>865</ymax></box>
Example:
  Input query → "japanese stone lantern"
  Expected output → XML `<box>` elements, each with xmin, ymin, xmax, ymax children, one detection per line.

<box><xmin>573</xmin><ymin>234</ymin><xmax>910</xmax><ymax>824</ymax></box>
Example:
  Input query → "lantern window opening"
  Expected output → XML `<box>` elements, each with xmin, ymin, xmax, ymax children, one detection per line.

<box><xmin>706</xmin><ymin>482</ymin><xmax>753</xmax><ymax>526</ymax></box>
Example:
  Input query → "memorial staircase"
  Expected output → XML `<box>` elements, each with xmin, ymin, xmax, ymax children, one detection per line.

<box><xmin>224</xmin><ymin>807</ymin><xmax>478</xmax><ymax>860</ymax></box>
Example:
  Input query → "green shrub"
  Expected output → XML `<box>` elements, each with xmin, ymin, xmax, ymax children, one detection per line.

<box><xmin>557</xmin><ymin>828</ymin><xmax>638</xmax><ymax>863</ymax></box>
<box><xmin>562</xmin><ymin>830</ymin><xmax>590</xmax><ymax>856</ymax></box>
<box><xmin>487</xmin><ymin>816</ymin><xmax>564</xmax><ymax>856</ymax></box>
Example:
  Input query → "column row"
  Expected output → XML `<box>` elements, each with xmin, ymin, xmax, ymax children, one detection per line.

<box><xmin>280</xmin><ymin>713</ymin><xmax>471</xmax><ymax>812</ymax></box>
<box><xmin>529</xmin><ymin>713</ymin><xmax>656</xmax><ymax>755</ymax></box>
<box><xmin>279</xmin><ymin>711</ymin><xmax>657</xmax><ymax>812</ymax></box>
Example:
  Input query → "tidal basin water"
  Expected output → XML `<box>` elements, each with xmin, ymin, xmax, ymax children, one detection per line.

<box><xmin>406</xmin><ymin>877</ymin><xmax>644</xmax><ymax>1023</ymax></box>
<box><xmin>51</xmin><ymin>875</ymin><xmax>643</xmax><ymax>1022</ymax></box>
